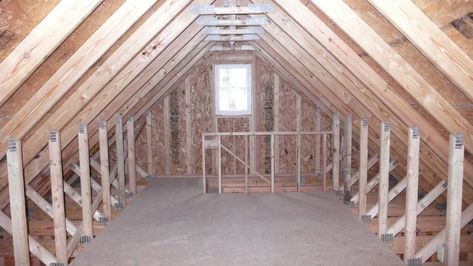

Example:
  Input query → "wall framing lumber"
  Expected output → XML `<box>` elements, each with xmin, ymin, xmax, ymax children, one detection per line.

<box><xmin>404</xmin><ymin>127</ymin><xmax>421</xmax><ymax>262</ymax></box>
<box><xmin>0</xmin><ymin>0</ymin><xmax>159</xmax><ymax>158</ymax></box>
<box><xmin>78</xmin><ymin>123</ymin><xmax>93</xmax><ymax>239</ymax></box>
<box><xmin>115</xmin><ymin>115</ymin><xmax>126</xmax><ymax>208</ymax></box>
<box><xmin>367</xmin><ymin>0</ymin><xmax>473</xmax><ymax>104</ymax></box>
<box><xmin>99</xmin><ymin>120</ymin><xmax>112</xmax><ymax>221</ymax></box>
<box><xmin>378</xmin><ymin>122</ymin><xmax>390</xmax><ymax>238</ymax></box>
<box><xmin>6</xmin><ymin>137</ymin><xmax>29</xmax><ymax>265</ymax></box>
<box><xmin>343</xmin><ymin>115</ymin><xmax>352</xmax><ymax>204</ymax></box>
<box><xmin>446</xmin><ymin>134</ymin><xmax>464</xmax><ymax>265</ymax></box>
<box><xmin>185</xmin><ymin>77</ymin><xmax>193</xmax><ymax>175</ymax></box>
<box><xmin>0</xmin><ymin>0</ymin><xmax>103</xmax><ymax>106</ymax></box>
<box><xmin>358</xmin><ymin>118</ymin><xmax>368</xmax><ymax>218</ymax></box>
<box><xmin>127</xmin><ymin>116</ymin><xmax>137</xmax><ymax>196</ymax></box>
<box><xmin>48</xmin><ymin>130</ymin><xmax>67</xmax><ymax>264</ymax></box>
<box><xmin>146</xmin><ymin>112</ymin><xmax>154</xmax><ymax>177</ymax></box>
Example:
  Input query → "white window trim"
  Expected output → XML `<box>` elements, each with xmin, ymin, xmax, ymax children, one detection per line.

<box><xmin>214</xmin><ymin>64</ymin><xmax>252</xmax><ymax>116</ymax></box>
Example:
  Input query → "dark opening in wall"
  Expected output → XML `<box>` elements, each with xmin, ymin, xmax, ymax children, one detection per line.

<box><xmin>450</xmin><ymin>12</ymin><xmax>473</xmax><ymax>39</ymax></box>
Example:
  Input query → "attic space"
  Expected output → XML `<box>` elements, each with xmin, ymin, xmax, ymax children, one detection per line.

<box><xmin>0</xmin><ymin>0</ymin><xmax>472</xmax><ymax>265</ymax></box>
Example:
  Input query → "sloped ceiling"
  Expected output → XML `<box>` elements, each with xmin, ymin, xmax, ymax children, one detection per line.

<box><xmin>0</xmin><ymin>0</ymin><xmax>472</xmax><ymax>212</ymax></box>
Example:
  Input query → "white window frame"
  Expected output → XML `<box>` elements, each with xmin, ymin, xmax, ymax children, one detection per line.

<box><xmin>214</xmin><ymin>64</ymin><xmax>252</xmax><ymax>116</ymax></box>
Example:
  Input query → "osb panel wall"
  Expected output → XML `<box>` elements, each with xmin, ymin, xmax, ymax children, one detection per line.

<box><xmin>135</xmin><ymin>54</ymin><xmax>327</xmax><ymax>177</ymax></box>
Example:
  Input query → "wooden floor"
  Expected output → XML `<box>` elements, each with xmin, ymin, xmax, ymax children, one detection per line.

<box><xmin>72</xmin><ymin>178</ymin><xmax>403</xmax><ymax>266</ymax></box>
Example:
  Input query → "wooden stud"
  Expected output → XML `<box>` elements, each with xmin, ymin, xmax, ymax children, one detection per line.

<box><xmin>6</xmin><ymin>137</ymin><xmax>30</xmax><ymax>266</ymax></box>
<box><xmin>218</xmin><ymin>135</ymin><xmax>222</xmax><ymax>194</ymax></box>
<box><xmin>127</xmin><ymin>116</ymin><xmax>137</xmax><ymax>196</ymax></box>
<box><xmin>343</xmin><ymin>115</ymin><xmax>352</xmax><ymax>204</ymax></box>
<box><xmin>115</xmin><ymin>115</ymin><xmax>126</xmax><ymax>208</ymax></box>
<box><xmin>146</xmin><ymin>112</ymin><xmax>154</xmax><ymax>176</ymax></box>
<box><xmin>271</xmin><ymin>134</ymin><xmax>275</xmax><ymax>193</ymax></box>
<box><xmin>332</xmin><ymin>113</ymin><xmax>340</xmax><ymax>192</ymax></box>
<box><xmin>378</xmin><ymin>122</ymin><xmax>391</xmax><ymax>239</ymax></box>
<box><xmin>185</xmin><ymin>77</ymin><xmax>193</xmax><ymax>175</ymax></box>
<box><xmin>273</xmin><ymin>73</ymin><xmax>280</xmax><ymax>174</ymax></box>
<box><xmin>322</xmin><ymin>134</ymin><xmax>327</xmax><ymax>192</ymax></box>
<box><xmin>164</xmin><ymin>96</ymin><xmax>171</xmax><ymax>176</ymax></box>
<box><xmin>245</xmin><ymin>135</ymin><xmax>249</xmax><ymax>193</ymax></box>
<box><xmin>78</xmin><ymin>123</ymin><xmax>93</xmax><ymax>240</ymax></box>
<box><xmin>404</xmin><ymin>127</ymin><xmax>421</xmax><ymax>262</ymax></box>
<box><xmin>315</xmin><ymin>108</ymin><xmax>321</xmax><ymax>175</ymax></box>
<box><xmin>296</xmin><ymin>95</ymin><xmax>302</xmax><ymax>191</ymax></box>
<box><xmin>0</xmin><ymin>0</ymin><xmax>103</xmax><ymax>105</ymax></box>
<box><xmin>48</xmin><ymin>130</ymin><xmax>67</xmax><ymax>264</ymax></box>
<box><xmin>202</xmin><ymin>135</ymin><xmax>207</xmax><ymax>194</ymax></box>
<box><xmin>446</xmin><ymin>134</ymin><xmax>464</xmax><ymax>266</ymax></box>
<box><xmin>99</xmin><ymin>120</ymin><xmax>112</xmax><ymax>221</ymax></box>
<box><xmin>358</xmin><ymin>118</ymin><xmax>369</xmax><ymax>218</ymax></box>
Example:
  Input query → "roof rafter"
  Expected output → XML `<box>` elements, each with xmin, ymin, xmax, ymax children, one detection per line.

<box><xmin>0</xmin><ymin>0</ymin><xmax>103</xmax><ymax>105</ymax></box>
<box><xmin>367</xmin><ymin>0</ymin><xmax>473</xmax><ymax>104</ymax></box>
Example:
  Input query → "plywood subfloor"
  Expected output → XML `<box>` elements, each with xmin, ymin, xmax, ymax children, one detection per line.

<box><xmin>72</xmin><ymin>178</ymin><xmax>403</xmax><ymax>266</ymax></box>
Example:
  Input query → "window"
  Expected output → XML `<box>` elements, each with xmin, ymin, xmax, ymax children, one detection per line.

<box><xmin>215</xmin><ymin>64</ymin><xmax>252</xmax><ymax>116</ymax></box>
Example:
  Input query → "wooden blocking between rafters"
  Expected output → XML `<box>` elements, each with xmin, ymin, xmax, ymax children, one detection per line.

<box><xmin>343</xmin><ymin>115</ymin><xmax>352</xmax><ymax>204</ymax></box>
<box><xmin>332</xmin><ymin>113</ymin><xmax>340</xmax><ymax>193</ymax></box>
<box><xmin>445</xmin><ymin>134</ymin><xmax>464</xmax><ymax>266</ymax></box>
<box><xmin>115</xmin><ymin>115</ymin><xmax>126</xmax><ymax>209</ymax></box>
<box><xmin>78</xmin><ymin>123</ymin><xmax>93</xmax><ymax>243</ymax></box>
<box><xmin>378</xmin><ymin>122</ymin><xmax>391</xmax><ymax>241</ymax></box>
<box><xmin>127</xmin><ymin>116</ymin><xmax>137</xmax><ymax>196</ymax></box>
<box><xmin>99</xmin><ymin>120</ymin><xmax>112</xmax><ymax>222</ymax></box>
<box><xmin>404</xmin><ymin>127</ymin><xmax>421</xmax><ymax>263</ymax></box>
<box><xmin>358</xmin><ymin>118</ymin><xmax>369</xmax><ymax>220</ymax></box>
<box><xmin>48</xmin><ymin>130</ymin><xmax>67</xmax><ymax>264</ymax></box>
<box><xmin>6</xmin><ymin>137</ymin><xmax>30</xmax><ymax>266</ymax></box>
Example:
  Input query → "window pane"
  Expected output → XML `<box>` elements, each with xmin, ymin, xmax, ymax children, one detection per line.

<box><xmin>218</xmin><ymin>88</ymin><xmax>248</xmax><ymax>112</ymax></box>
<box><xmin>219</xmin><ymin>68</ymin><xmax>248</xmax><ymax>88</ymax></box>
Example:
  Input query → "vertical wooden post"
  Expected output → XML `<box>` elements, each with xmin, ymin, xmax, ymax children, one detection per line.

<box><xmin>146</xmin><ymin>111</ymin><xmax>154</xmax><ymax>177</ymax></box>
<box><xmin>332</xmin><ymin>113</ymin><xmax>340</xmax><ymax>192</ymax></box>
<box><xmin>185</xmin><ymin>76</ymin><xmax>192</xmax><ymax>175</ymax></box>
<box><xmin>164</xmin><ymin>96</ymin><xmax>171</xmax><ymax>176</ymax></box>
<box><xmin>127</xmin><ymin>116</ymin><xmax>136</xmax><ymax>196</ymax></box>
<box><xmin>245</xmin><ymin>135</ymin><xmax>248</xmax><ymax>193</ymax></box>
<box><xmin>445</xmin><ymin>134</ymin><xmax>464</xmax><ymax>266</ymax></box>
<box><xmin>296</xmin><ymin>95</ymin><xmax>302</xmax><ymax>192</ymax></box>
<box><xmin>78</xmin><ymin>123</ymin><xmax>93</xmax><ymax>242</ymax></box>
<box><xmin>115</xmin><ymin>115</ymin><xmax>126</xmax><ymax>208</ymax></box>
<box><xmin>202</xmin><ymin>135</ymin><xmax>206</xmax><ymax>194</ymax></box>
<box><xmin>358</xmin><ymin>118</ymin><xmax>369</xmax><ymax>219</ymax></box>
<box><xmin>273</xmin><ymin>73</ymin><xmax>280</xmax><ymax>174</ymax></box>
<box><xmin>7</xmin><ymin>137</ymin><xmax>30</xmax><ymax>266</ymax></box>
<box><xmin>378</xmin><ymin>122</ymin><xmax>391</xmax><ymax>240</ymax></box>
<box><xmin>322</xmin><ymin>134</ymin><xmax>327</xmax><ymax>192</ymax></box>
<box><xmin>271</xmin><ymin>134</ymin><xmax>275</xmax><ymax>193</ymax></box>
<box><xmin>218</xmin><ymin>135</ymin><xmax>222</xmax><ymax>194</ymax></box>
<box><xmin>404</xmin><ymin>127</ymin><xmax>421</xmax><ymax>263</ymax></box>
<box><xmin>99</xmin><ymin>120</ymin><xmax>112</xmax><ymax>221</ymax></box>
<box><xmin>315</xmin><ymin>108</ymin><xmax>321</xmax><ymax>175</ymax></box>
<box><xmin>343</xmin><ymin>115</ymin><xmax>352</xmax><ymax>204</ymax></box>
<box><xmin>48</xmin><ymin>130</ymin><xmax>67</xmax><ymax>265</ymax></box>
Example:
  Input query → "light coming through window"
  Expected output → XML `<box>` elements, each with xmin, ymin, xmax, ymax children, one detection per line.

<box><xmin>214</xmin><ymin>64</ymin><xmax>252</xmax><ymax>116</ymax></box>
